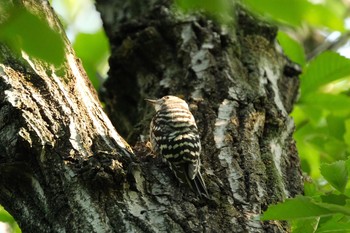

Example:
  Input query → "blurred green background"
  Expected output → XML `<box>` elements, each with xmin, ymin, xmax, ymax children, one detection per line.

<box><xmin>51</xmin><ymin>0</ymin><xmax>110</xmax><ymax>89</ymax></box>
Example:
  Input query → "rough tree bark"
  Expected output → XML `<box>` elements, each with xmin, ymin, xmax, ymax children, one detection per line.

<box><xmin>97</xmin><ymin>0</ymin><xmax>303</xmax><ymax>232</ymax></box>
<box><xmin>0</xmin><ymin>0</ymin><xmax>303</xmax><ymax>232</ymax></box>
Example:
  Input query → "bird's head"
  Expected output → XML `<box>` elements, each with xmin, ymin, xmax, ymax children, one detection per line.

<box><xmin>145</xmin><ymin>95</ymin><xmax>189</xmax><ymax>111</ymax></box>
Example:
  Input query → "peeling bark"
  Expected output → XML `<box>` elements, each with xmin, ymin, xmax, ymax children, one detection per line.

<box><xmin>0</xmin><ymin>0</ymin><xmax>303</xmax><ymax>232</ymax></box>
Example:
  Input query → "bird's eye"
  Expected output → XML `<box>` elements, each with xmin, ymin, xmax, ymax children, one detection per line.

<box><xmin>164</xmin><ymin>96</ymin><xmax>170</xmax><ymax>100</ymax></box>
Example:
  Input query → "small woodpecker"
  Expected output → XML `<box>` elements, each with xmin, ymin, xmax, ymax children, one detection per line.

<box><xmin>146</xmin><ymin>95</ymin><xmax>208</xmax><ymax>197</ymax></box>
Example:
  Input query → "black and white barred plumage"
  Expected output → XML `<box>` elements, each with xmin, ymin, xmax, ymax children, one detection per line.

<box><xmin>146</xmin><ymin>95</ymin><xmax>208</xmax><ymax>197</ymax></box>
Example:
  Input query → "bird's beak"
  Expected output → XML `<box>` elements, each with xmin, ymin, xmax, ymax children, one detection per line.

<box><xmin>145</xmin><ymin>98</ymin><xmax>157</xmax><ymax>104</ymax></box>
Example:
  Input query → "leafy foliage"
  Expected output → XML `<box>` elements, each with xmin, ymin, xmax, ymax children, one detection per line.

<box><xmin>300</xmin><ymin>52</ymin><xmax>350</xmax><ymax>97</ymax></box>
<box><xmin>320</xmin><ymin>161</ymin><xmax>348</xmax><ymax>193</ymax></box>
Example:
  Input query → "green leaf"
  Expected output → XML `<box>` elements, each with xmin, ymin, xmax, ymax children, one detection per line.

<box><xmin>315</xmin><ymin>214</ymin><xmax>350</xmax><ymax>233</ymax></box>
<box><xmin>302</xmin><ymin>93</ymin><xmax>350</xmax><ymax>116</ymax></box>
<box><xmin>317</xmin><ymin>201</ymin><xmax>350</xmax><ymax>216</ymax></box>
<box><xmin>321</xmin><ymin>194</ymin><xmax>349</xmax><ymax>206</ymax></box>
<box><xmin>327</xmin><ymin>115</ymin><xmax>346</xmax><ymax>141</ymax></box>
<box><xmin>291</xmin><ymin>217</ymin><xmax>319</xmax><ymax>233</ymax></box>
<box><xmin>242</xmin><ymin>0</ymin><xmax>305</xmax><ymax>26</ymax></box>
<box><xmin>0</xmin><ymin>211</ymin><xmax>14</xmax><ymax>223</ymax></box>
<box><xmin>320</xmin><ymin>161</ymin><xmax>348</xmax><ymax>193</ymax></box>
<box><xmin>0</xmin><ymin>205</ymin><xmax>20</xmax><ymax>233</ymax></box>
<box><xmin>242</xmin><ymin>0</ymin><xmax>344</xmax><ymax>30</ymax></box>
<box><xmin>261</xmin><ymin>196</ymin><xmax>332</xmax><ymax>220</ymax></box>
<box><xmin>277</xmin><ymin>31</ymin><xmax>306</xmax><ymax>66</ymax></box>
<box><xmin>262</xmin><ymin>196</ymin><xmax>350</xmax><ymax>221</ymax></box>
<box><xmin>0</xmin><ymin>7</ymin><xmax>65</xmax><ymax>66</ymax></box>
<box><xmin>300</xmin><ymin>52</ymin><xmax>350</xmax><ymax>98</ymax></box>
<box><xmin>317</xmin><ymin>222</ymin><xmax>350</xmax><ymax>233</ymax></box>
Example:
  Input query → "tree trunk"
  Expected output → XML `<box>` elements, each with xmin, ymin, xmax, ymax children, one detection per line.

<box><xmin>97</xmin><ymin>0</ymin><xmax>303</xmax><ymax>232</ymax></box>
<box><xmin>0</xmin><ymin>0</ymin><xmax>303</xmax><ymax>232</ymax></box>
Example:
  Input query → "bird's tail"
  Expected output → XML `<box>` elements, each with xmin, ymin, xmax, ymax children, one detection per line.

<box><xmin>191</xmin><ymin>171</ymin><xmax>209</xmax><ymax>198</ymax></box>
<box><xmin>170</xmin><ymin>162</ymin><xmax>209</xmax><ymax>198</ymax></box>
